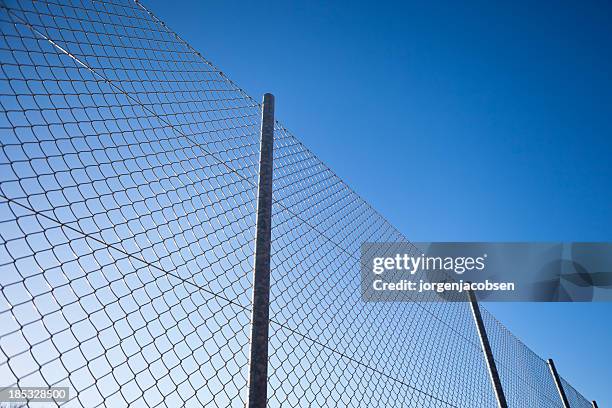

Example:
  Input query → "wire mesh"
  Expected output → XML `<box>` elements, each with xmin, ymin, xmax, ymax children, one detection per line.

<box><xmin>480</xmin><ymin>308</ymin><xmax>568</xmax><ymax>408</ymax></box>
<box><xmin>0</xmin><ymin>0</ymin><xmax>259</xmax><ymax>406</ymax></box>
<box><xmin>268</xmin><ymin>129</ymin><xmax>497</xmax><ymax>407</ymax></box>
<box><xmin>0</xmin><ymin>0</ymin><xmax>597</xmax><ymax>407</ymax></box>
<box><xmin>560</xmin><ymin>376</ymin><xmax>594</xmax><ymax>408</ymax></box>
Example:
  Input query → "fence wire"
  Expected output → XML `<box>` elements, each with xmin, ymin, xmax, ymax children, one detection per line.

<box><xmin>561</xmin><ymin>377</ymin><xmax>594</xmax><ymax>408</ymax></box>
<box><xmin>0</xmin><ymin>0</ymin><xmax>596</xmax><ymax>407</ymax></box>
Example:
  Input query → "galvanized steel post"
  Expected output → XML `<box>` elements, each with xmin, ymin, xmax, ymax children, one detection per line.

<box><xmin>548</xmin><ymin>359</ymin><xmax>571</xmax><ymax>408</ymax></box>
<box><xmin>468</xmin><ymin>290</ymin><xmax>509</xmax><ymax>408</ymax></box>
<box><xmin>246</xmin><ymin>93</ymin><xmax>275</xmax><ymax>408</ymax></box>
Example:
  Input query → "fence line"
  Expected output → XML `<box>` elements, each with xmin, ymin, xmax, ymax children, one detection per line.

<box><xmin>0</xmin><ymin>0</ymin><xmax>596</xmax><ymax>407</ymax></box>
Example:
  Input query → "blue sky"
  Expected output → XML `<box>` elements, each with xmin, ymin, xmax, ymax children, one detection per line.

<box><xmin>145</xmin><ymin>0</ymin><xmax>612</xmax><ymax>404</ymax></box>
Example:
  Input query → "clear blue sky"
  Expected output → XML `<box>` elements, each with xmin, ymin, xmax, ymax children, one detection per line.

<box><xmin>146</xmin><ymin>0</ymin><xmax>612</xmax><ymax>404</ymax></box>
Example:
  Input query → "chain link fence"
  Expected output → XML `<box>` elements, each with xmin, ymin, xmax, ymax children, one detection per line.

<box><xmin>0</xmin><ymin>0</ymin><xmax>597</xmax><ymax>407</ymax></box>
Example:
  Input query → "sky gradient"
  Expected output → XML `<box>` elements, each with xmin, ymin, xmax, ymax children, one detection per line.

<box><xmin>146</xmin><ymin>0</ymin><xmax>612</xmax><ymax>404</ymax></box>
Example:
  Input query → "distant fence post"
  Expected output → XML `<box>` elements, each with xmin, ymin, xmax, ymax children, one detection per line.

<box><xmin>467</xmin><ymin>290</ymin><xmax>509</xmax><ymax>408</ymax></box>
<box><xmin>547</xmin><ymin>359</ymin><xmax>571</xmax><ymax>408</ymax></box>
<box><xmin>246</xmin><ymin>93</ymin><xmax>275</xmax><ymax>408</ymax></box>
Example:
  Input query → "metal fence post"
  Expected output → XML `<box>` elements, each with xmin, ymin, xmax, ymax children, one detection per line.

<box><xmin>246</xmin><ymin>93</ymin><xmax>275</xmax><ymax>408</ymax></box>
<box><xmin>547</xmin><ymin>359</ymin><xmax>571</xmax><ymax>408</ymax></box>
<box><xmin>467</xmin><ymin>290</ymin><xmax>509</xmax><ymax>408</ymax></box>
<box><xmin>591</xmin><ymin>401</ymin><xmax>599</xmax><ymax>408</ymax></box>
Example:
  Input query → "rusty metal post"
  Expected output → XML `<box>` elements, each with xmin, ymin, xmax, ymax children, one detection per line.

<box><xmin>246</xmin><ymin>93</ymin><xmax>275</xmax><ymax>408</ymax></box>
<box><xmin>468</xmin><ymin>290</ymin><xmax>509</xmax><ymax>408</ymax></box>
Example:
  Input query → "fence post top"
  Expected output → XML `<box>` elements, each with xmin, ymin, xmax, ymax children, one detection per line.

<box><xmin>263</xmin><ymin>92</ymin><xmax>274</xmax><ymax>103</ymax></box>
